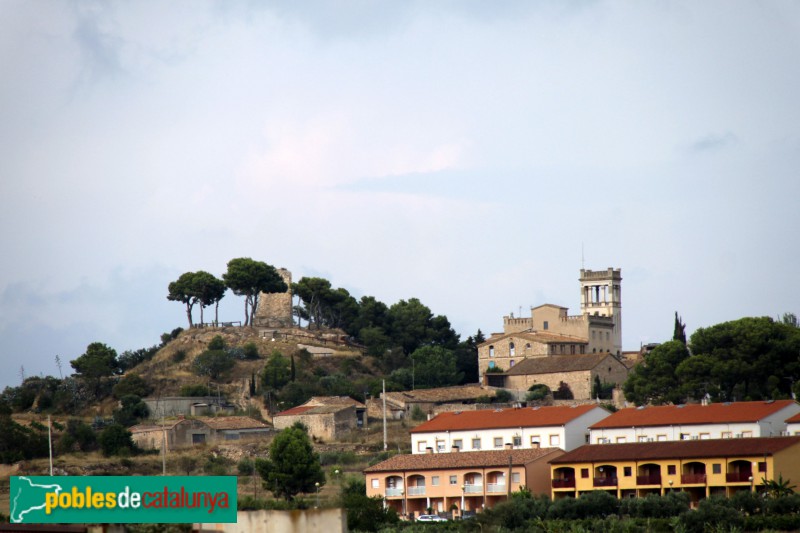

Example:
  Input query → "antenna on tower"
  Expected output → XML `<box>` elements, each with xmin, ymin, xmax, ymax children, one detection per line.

<box><xmin>581</xmin><ymin>242</ymin><xmax>585</xmax><ymax>269</ymax></box>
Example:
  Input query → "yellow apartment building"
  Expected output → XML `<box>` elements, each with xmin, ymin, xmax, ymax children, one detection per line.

<box><xmin>364</xmin><ymin>448</ymin><xmax>564</xmax><ymax>519</ymax></box>
<box><xmin>549</xmin><ymin>436</ymin><xmax>800</xmax><ymax>506</ymax></box>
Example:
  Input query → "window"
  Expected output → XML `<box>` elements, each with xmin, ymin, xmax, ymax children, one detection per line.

<box><xmin>667</xmin><ymin>465</ymin><xmax>676</xmax><ymax>475</ymax></box>
<box><xmin>680</xmin><ymin>433</ymin><xmax>690</xmax><ymax>440</ymax></box>
<box><xmin>580</xmin><ymin>345</ymin><xmax>586</xmax><ymax>354</ymax></box>
<box><xmin>571</xmin><ymin>345</ymin><xmax>576</xmax><ymax>354</ymax></box>
<box><xmin>581</xmin><ymin>468</ymin><xmax>589</xmax><ymax>478</ymax></box>
<box><xmin>371</xmin><ymin>479</ymin><xmax>379</xmax><ymax>489</ymax></box>
<box><xmin>543</xmin><ymin>321</ymin><xmax>549</xmax><ymax>330</ymax></box>
<box><xmin>721</xmin><ymin>431</ymin><xmax>732</xmax><ymax>439</ymax></box>
<box><xmin>436</xmin><ymin>440</ymin><xmax>445</xmax><ymax>452</ymax></box>
<box><xmin>758</xmin><ymin>462</ymin><xmax>767</xmax><ymax>473</ymax></box>
<box><xmin>699</xmin><ymin>433</ymin><xmax>710</xmax><ymax>440</ymax></box>
<box><xmin>549</xmin><ymin>434</ymin><xmax>561</xmax><ymax>447</ymax></box>
<box><xmin>615</xmin><ymin>436</ymin><xmax>627</xmax><ymax>443</ymax></box>
<box><xmin>657</xmin><ymin>435</ymin><xmax>667</xmax><ymax>442</ymax></box>
<box><xmin>510</xmin><ymin>360</ymin><xmax>515</xmax><ymax>368</ymax></box>
<box><xmin>637</xmin><ymin>436</ymin><xmax>648</xmax><ymax>442</ymax></box>
<box><xmin>494</xmin><ymin>437</ymin><xmax>503</xmax><ymax>448</ymax></box>
<box><xmin>560</xmin><ymin>344</ymin><xmax>565</xmax><ymax>354</ymax></box>
<box><xmin>509</xmin><ymin>342</ymin><xmax>515</xmax><ymax>356</ymax></box>
<box><xmin>453</xmin><ymin>439</ymin><xmax>463</xmax><ymax>450</ymax></box>
<box><xmin>530</xmin><ymin>436</ymin><xmax>541</xmax><ymax>447</ymax></box>
<box><xmin>449</xmin><ymin>475</ymin><xmax>457</xmax><ymax>485</ymax></box>
<box><xmin>623</xmin><ymin>467</ymin><xmax>632</xmax><ymax>477</ymax></box>
<box><xmin>513</xmin><ymin>435</ymin><xmax>522</xmax><ymax>447</ymax></box>
<box><xmin>417</xmin><ymin>441</ymin><xmax>427</xmax><ymax>452</ymax></box>
<box><xmin>432</xmin><ymin>476</ymin><xmax>440</xmax><ymax>486</ymax></box>
<box><xmin>489</xmin><ymin>346</ymin><xmax>495</xmax><ymax>357</ymax></box>
<box><xmin>488</xmin><ymin>361</ymin><xmax>496</xmax><ymax>369</ymax></box>
<box><xmin>512</xmin><ymin>472</ymin><xmax>520</xmax><ymax>483</ymax></box>
<box><xmin>742</xmin><ymin>431</ymin><xmax>753</xmax><ymax>438</ymax></box>
<box><xmin>472</xmin><ymin>438</ymin><xmax>481</xmax><ymax>450</ymax></box>
<box><xmin>712</xmin><ymin>464</ymin><xmax>721</xmax><ymax>474</ymax></box>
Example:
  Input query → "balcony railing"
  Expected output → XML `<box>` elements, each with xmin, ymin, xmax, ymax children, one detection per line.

<box><xmin>407</xmin><ymin>486</ymin><xmax>426</xmax><ymax>496</ymax></box>
<box><xmin>552</xmin><ymin>478</ymin><xmax>576</xmax><ymax>488</ymax></box>
<box><xmin>593</xmin><ymin>477</ymin><xmax>618</xmax><ymax>487</ymax></box>
<box><xmin>487</xmin><ymin>483</ymin><xmax>506</xmax><ymax>493</ymax></box>
<box><xmin>726</xmin><ymin>472</ymin><xmax>753</xmax><ymax>483</ymax></box>
<box><xmin>636</xmin><ymin>475</ymin><xmax>662</xmax><ymax>485</ymax></box>
<box><xmin>463</xmin><ymin>484</ymin><xmax>483</xmax><ymax>494</ymax></box>
<box><xmin>681</xmin><ymin>474</ymin><xmax>707</xmax><ymax>484</ymax></box>
<box><xmin>385</xmin><ymin>487</ymin><xmax>403</xmax><ymax>497</ymax></box>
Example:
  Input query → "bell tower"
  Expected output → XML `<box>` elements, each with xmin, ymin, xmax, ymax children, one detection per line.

<box><xmin>580</xmin><ymin>267</ymin><xmax>622</xmax><ymax>354</ymax></box>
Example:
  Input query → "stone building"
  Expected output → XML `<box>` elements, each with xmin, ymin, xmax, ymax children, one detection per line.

<box><xmin>254</xmin><ymin>267</ymin><xmax>293</xmax><ymax>328</ymax></box>
<box><xmin>272</xmin><ymin>400</ymin><xmax>359</xmax><ymax>442</ymax></box>
<box><xmin>130</xmin><ymin>416</ymin><xmax>271</xmax><ymax>450</ymax></box>
<box><xmin>478</xmin><ymin>267</ymin><xmax>622</xmax><ymax>383</ymax></box>
<box><xmin>488</xmin><ymin>352</ymin><xmax>629</xmax><ymax>400</ymax></box>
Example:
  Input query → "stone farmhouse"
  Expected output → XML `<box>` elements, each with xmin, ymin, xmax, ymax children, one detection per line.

<box><xmin>142</xmin><ymin>396</ymin><xmax>236</xmax><ymax>419</ymax></box>
<box><xmin>371</xmin><ymin>385</ymin><xmax>497</xmax><ymax>420</ymax></box>
<box><xmin>272</xmin><ymin>397</ymin><xmax>363</xmax><ymax>441</ymax></box>
<box><xmin>487</xmin><ymin>352</ymin><xmax>629</xmax><ymax>400</ymax></box>
<box><xmin>588</xmin><ymin>400</ymin><xmax>800</xmax><ymax>444</ymax></box>
<box><xmin>549</xmin><ymin>436</ymin><xmax>800</xmax><ymax>506</ymax></box>
<box><xmin>410</xmin><ymin>404</ymin><xmax>610</xmax><ymax>454</ymax></box>
<box><xmin>130</xmin><ymin>416</ymin><xmax>271</xmax><ymax>451</ymax></box>
<box><xmin>478</xmin><ymin>268</ymin><xmax>626</xmax><ymax>397</ymax></box>
<box><xmin>365</xmin><ymin>448</ymin><xmax>564</xmax><ymax>520</ymax></box>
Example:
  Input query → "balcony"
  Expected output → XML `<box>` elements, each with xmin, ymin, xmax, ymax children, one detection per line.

<box><xmin>552</xmin><ymin>478</ymin><xmax>576</xmax><ymax>489</ymax></box>
<box><xmin>487</xmin><ymin>483</ymin><xmax>507</xmax><ymax>493</ymax></box>
<box><xmin>407</xmin><ymin>486</ymin><xmax>426</xmax><ymax>496</ymax></box>
<box><xmin>593</xmin><ymin>477</ymin><xmax>618</xmax><ymax>487</ymax></box>
<box><xmin>463</xmin><ymin>484</ymin><xmax>483</xmax><ymax>494</ymax></box>
<box><xmin>726</xmin><ymin>472</ymin><xmax>753</xmax><ymax>483</ymax></box>
<box><xmin>636</xmin><ymin>475</ymin><xmax>662</xmax><ymax>486</ymax></box>
<box><xmin>385</xmin><ymin>487</ymin><xmax>403</xmax><ymax>497</ymax></box>
<box><xmin>681</xmin><ymin>474</ymin><xmax>707</xmax><ymax>485</ymax></box>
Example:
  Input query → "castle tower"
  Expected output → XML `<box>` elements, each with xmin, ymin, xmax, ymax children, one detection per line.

<box><xmin>254</xmin><ymin>268</ymin><xmax>293</xmax><ymax>328</ymax></box>
<box><xmin>580</xmin><ymin>268</ymin><xmax>622</xmax><ymax>354</ymax></box>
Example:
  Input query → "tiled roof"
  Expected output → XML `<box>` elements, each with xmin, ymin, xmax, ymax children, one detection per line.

<box><xmin>550</xmin><ymin>436</ymin><xmax>800</xmax><ymax>464</ymax></box>
<box><xmin>274</xmin><ymin>404</ymin><xmax>350</xmax><ymax>417</ymax></box>
<box><xmin>590</xmin><ymin>400</ymin><xmax>799</xmax><ymax>429</ymax></box>
<box><xmin>504</xmin><ymin>353</ymin><xmax>615</xmax><ymax>376</ymax></box>
<box><xmin>383</xmin><ymin>385</ymin><xmax>494</xmax><ymax>404</ymax></box>
<box><xmin>306</xmin><ymin>396</ymin><xmax>366</xmax><ymax>408</ymax></box>
<box><xmin>479</xmin><ymin>331</ymin><xmax>588</xmax><ymax>348</ymax></box>
<box><xmin>129</xmin><ymin>419</ymin><xmax>186</xmax><ymax>432</ymax></box>
<box><xmin>195</xmin><ymin>416</ymin><xmax>269</xmax><ymax>430</ymax></box>
<box><xmin>786</xmin><ymin>412</ymin><xmax>800</xmax><ymax>423</ymax></box>
<box><xmin>364</xmin><ymin>448</ymin><xmax>563</xmax><ymax>473</ymax></box>
<box><xmin>410</xmin><ymin>405</ymin><xmax>604</xmax><ymax>433</ymax></box>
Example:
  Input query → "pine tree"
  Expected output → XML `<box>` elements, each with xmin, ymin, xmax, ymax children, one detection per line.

<box><xmin>673</xmin><ymin>312</ymin><xmax>687</xmax><ymax>344</ymax></box>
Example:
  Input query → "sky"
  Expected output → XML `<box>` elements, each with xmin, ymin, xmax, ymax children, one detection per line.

<box><xmin>1</xmin><ymin>1</ymin><xmax>799</xmax><ymax>390</ymax></box>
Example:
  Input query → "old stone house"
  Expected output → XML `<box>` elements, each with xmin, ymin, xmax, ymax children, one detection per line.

<box><xmin>130</xmin><ymin>416</ymin><xmax>271</xmax><ymax>450</ymax></box>
<box><xmin>486</xmin><ymin>352</ymin><xmax>629</xmax><ymax>400</ymax></box>
<box><xmin>272</xmin><ymin>401</ymin><xmax>358</xmax><ymax>442</ymax></box>
<box><xmin>372</xmin><ymin>385</ymin><xmax>498</xmax><ymax>420</ymax></box>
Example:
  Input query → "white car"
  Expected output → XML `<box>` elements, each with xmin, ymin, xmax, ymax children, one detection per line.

<box><xmin>417</xmin><ymin>514</ymin><xmax>447</xmax><ymax>522</ymax></box>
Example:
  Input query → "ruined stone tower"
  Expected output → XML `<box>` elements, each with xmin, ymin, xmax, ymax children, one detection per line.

<box><xmin>254</xmin><ymin>268</ymin><xmax>293</xmax><ymax>328</ymax></box>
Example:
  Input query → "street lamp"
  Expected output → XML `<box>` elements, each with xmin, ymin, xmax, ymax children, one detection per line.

<box><xmin>668</xmin><ymin>479</ymin><xmax>673</xmax><ymax>494</ymax></box>
<box><xmin>315</xmin><ymin>482</ymin><xmax>320</xmax><ymax>508</ymax></box>
<box><xmin>749</xmin><ymin>476</ymin><xmax>754</xmax><ymax>493</ymax></box>
<box><xmin>461</xmin><ymin>484</ymin><xmax>465</xmax><ymax>517</ymax></box>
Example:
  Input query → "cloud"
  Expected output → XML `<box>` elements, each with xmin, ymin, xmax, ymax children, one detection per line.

<box><xmin>688</xmin><ymin>132</ymin><xmax>739</xmax><ymax>153</ymax></box>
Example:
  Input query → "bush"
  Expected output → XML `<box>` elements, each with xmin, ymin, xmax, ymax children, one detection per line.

<box><xmin>552</xmin><ymin>381</ymin><xmax>574</xmax><ymax>400</ymax></box>
<box><xmin>410</xmin><ymin>405</ymin><xmax>426</xmax><ymax>421</ymax></box>
<box><xmin>526</xmin><ymin>384</ymin><xmax>551</xmax><ymax>402</ymax></box>
<box><xmin>56</xmin><ymin>419</ymin><xmax>97</xmax><ymax>454</ymax></box>
<box><xmin>179</xmin><ymin>384</ymin><xmax>210</xmax><ymax>397</ymax></box>
<box><xmin>113</xmin><ymin>374</ymin><xmax>152</xmax><ymax>399</ymax></box>
<box><xmin>208</xmin><ymin>335</ymin><xmax>226</xmax><ymax>350</ymax></box>
<box><xmin>319</xmin><ymin>450</ymin><xmax>359</xmax><ymax>466</ymax></box>
<box><xmin>171</xmin><ymin>350</ymin><xmax>187</xmax><ymax>363</ymax></box>
<box><xmin>548</xmin><ymin>490</ymin><xmax>619</xmax><ymax>520</ymax></box>
<box><xmin>192</xmin><ymin>349</ymin><xmax>234</xmax><ymax>379</ymax></box>
<box><xmin>204</xmin><ymin>454</ymin><xmax>233</xmax><ymax>475</ymax></box>
<box><xmin>494</xmin><ymin>389</ymin><xmax>514</xmax><ymax>403</ymax></box>
<box><xmin>99</xmin><ymin>424</ymin><xmax>136</xmax><ymax>457</ymax></box>
<box><xmin>242</xmin><ymin>342</ymin><xmax>260</xmax><ymax>360</ymax></box>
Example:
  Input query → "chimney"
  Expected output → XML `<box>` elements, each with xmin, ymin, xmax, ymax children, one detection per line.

<box><xmin>505</xmin><ymin>443</ymin><xmax>513</xmax><ymax>450</ymax></box>
<box><xmin>426</xmin><ymin>447</ymin><xmax>433</xmax><ymax>454</ymax></box>
<box><xmin>531</xmin><ymin>441</ymin><xmax>540</xmax><ymax>449</ymax></box>
<box><xmin>452</xmin><ymin>445</ymin><xmax>460</xmax><ymax>453</ymax></box>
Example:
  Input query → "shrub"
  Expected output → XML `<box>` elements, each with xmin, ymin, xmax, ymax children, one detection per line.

<box><xmin>410</xmin><ymin>405</ymin><xmax>426</xmax><ymax>421</ymax></box>
<box><xmin>204</xmin><ymin>454</ymin><xmax>233</xmax><ymax>475</ymax></box>
<box><xmin>242</xmin><ymin>342</ymin><xmax>260</xmax><ymax>360</ymax></box>
<box><xmin>171</xmin><ymin>350</ymin><xmax>187</xmax><ymax>363</ymax></box>
<box><xmin>179</xmin><ymin>384</ymin><xmax>210</xmax><ymax>397</ymax></box>
<box><xmin>493</xmin><ymin>389</ymin><xmax>514</xmax><ymax>403</ymax></box>
<box><xmin>113</xmin><ymin>374</ymin><xmax>152</xmax><ymax>399</ymax></box>
<box><xmin>552</xmin><ymin>381</ymin><xmax>574</xmax><ymax>400</ymax></box>
<box><xmin>208</xmin><ymin>335</ymin><xmax>226</xmax><ymax>350</ymax></box>
<box><xmin>526</xmin><ymin>384</ymin><xmax>551</xmax><ymax>402</ymax></box>
<box><xmin>99</xmin><ymin>424</ymin><xmax>136</xmax><ymax>457</ymax></box>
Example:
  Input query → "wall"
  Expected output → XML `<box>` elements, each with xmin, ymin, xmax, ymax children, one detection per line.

<box><xmin>590</xmin><ymin>422</ymin><xmax>764</xmax><ymax>444</ymax></box>
<box><xmin>197</xmin><ymin>508</ymin><xmax>346</xmax><ymax>533</ymax></box>
<box><xmin>274</xmin><ymin>406</ymin><xmax>356</xmax><ymax>441</ymax></box>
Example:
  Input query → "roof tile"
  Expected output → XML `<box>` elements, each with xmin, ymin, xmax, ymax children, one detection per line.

<box><xmin>365</xmin><ymin>448</ymin><xmax>563</xmax><ymax>473</ymax></box>
<box><xmin>410</xmin><ymin>405</ymin><xmax>604</xmax><ymax>433</ymax></box>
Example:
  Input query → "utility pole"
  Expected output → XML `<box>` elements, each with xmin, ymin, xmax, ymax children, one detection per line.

<box><xmin>48</xmin><ymin>415</ymin><xmax>53</xmax><ymax>476</ymax></box>
<box><xmin>383</xmin><ymin>380</ymin><xmax>388</xmax><ymax>452</ymax></box>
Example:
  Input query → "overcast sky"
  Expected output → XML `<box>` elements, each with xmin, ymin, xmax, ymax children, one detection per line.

<box><xmin>1</xmin><ymin>1</ymin><xmax>799</xmax><ymax>390</ymax></box>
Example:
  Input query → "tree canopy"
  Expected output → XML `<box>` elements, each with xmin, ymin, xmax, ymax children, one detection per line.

<box><xmin>623</xmin><ymin>340</ymin><xmax>691</xmax><ymax>405</ymax></box>
<box><xmin>409</xmin><ymin>345</ymin><xmax>463</xmax><ymax>389</ymax></box>
<box><xmin>70</xmin><ymin>342</ymin><xmax>119</xmax><ymax>381</ymax></box>
<box><xmin>223</xmin><ymin>258</ymin><xmax>287</xmax><ymax>326</ymax></box>
<box><xmin>255</xmin><ymin>423</ymin><xmax>325</xmax><ymax>501</ymax></box>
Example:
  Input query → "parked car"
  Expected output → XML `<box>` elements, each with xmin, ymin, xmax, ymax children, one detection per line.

<box><xmin>417</xmin><ymin>514</ymin><xmax>447</xmax><ymax>522</ymax></box>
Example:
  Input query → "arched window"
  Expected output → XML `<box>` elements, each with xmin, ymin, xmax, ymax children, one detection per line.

<box><xmin>510</xmin><ymin>360</ymin><xmax>515</xmax><ymax>368</ymax></box>
<box><xmin>489</xmin><ymin>345</ymin><xmax>495</xmax><ymax>357</ymax></box>
<box><xmin>488</xmin><ymin>361</ymin><xmax>496</xmax><ymax>369</ymax></box>
<box><xmin>509</xmin><ymin>342</ymin><xmax>515</xmax><ymax>356</ymax></box>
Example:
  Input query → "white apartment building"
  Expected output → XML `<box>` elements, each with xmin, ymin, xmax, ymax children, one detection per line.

<box><xmin>410</xmin><ymin>405</ymin><xmax>611</xmax><ymax>454</ymax></box>
<box><xmin>588</xmin><ymin>400</ymin><xmax>800</xmax><ymax>444</ymax></box>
